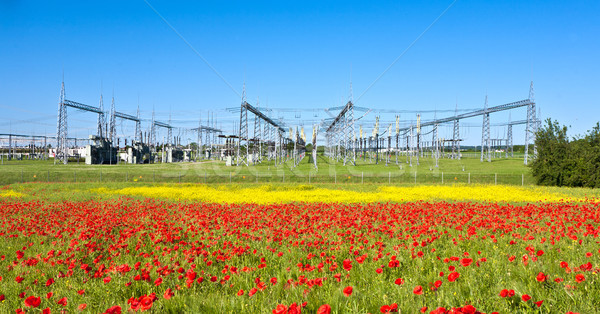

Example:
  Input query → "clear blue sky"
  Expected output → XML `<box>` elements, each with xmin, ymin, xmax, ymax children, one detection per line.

<box><xmin>1</xmin><ymin>1</ymin><xmax>598</xmax><ymax>145</ymax></box>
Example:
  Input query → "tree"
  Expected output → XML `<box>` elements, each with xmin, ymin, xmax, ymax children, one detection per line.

<box><xmin>530</xmin><ymin>119</ymin><xmax>569</xmax><ymax>186</ymax></box>
<box><xmin>530</xmin><ymin>120</ymin><xmax>600</xmax><ymax>187</ymax></box>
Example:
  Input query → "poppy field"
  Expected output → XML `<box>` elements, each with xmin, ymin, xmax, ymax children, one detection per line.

<box><xmin>0</xmin><ymin>184</ymin><xmax>599</xmax><ymax>313</ymax></box>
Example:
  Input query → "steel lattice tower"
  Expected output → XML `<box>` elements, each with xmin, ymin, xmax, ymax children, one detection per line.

<box><xmin>150</xmin><ymin>110</ymin><xmax>156</xmax><ymax>153</ymax></box>
<box><xmin>196</xmin><ymin>115</ymin><xmax>202</xmax><ymax>160</ymax></box>
<box><xmin>55</xmin><ymin>81</ymin><xmax>68</xmax><ymax>164</ymax></box>
<box><xmin>167</xmin><ymin>113</ymin><xmax>172</xmax><ymax>147</ymax></box>
<box><xmin>524</xmin><ymin>81</ymin><xmax>537</xmax><ymax>165</ymax></box>
<box><xmin>312</xmin><ymin>125</ymin><xmax>318</xmax><ymax>170</ymax></box>
<box><xmin>347</xmin><ymin>102</ymin><xmax>355</xmax><ymax>165</ymax></box>
<box><xmin>506</xmin><ymin>113</ymin><xmax>513</xmax><ymax>158</ymax></box>
<box><xmin>98</xmin><ymin>95</ymin><xmax>106</xmax><ymax>139</ymax></box>
<box><xmin>408</xmin><ymin>125</ymin><xmax>413</xmax><ymax>167</ymax></box>
<box><xmin>253</xmin><ymin>97</ymin><xmax>261</xmax><ymax>163</ymax></box>
<box><xmin>205</xmin><ymin>113</ymin><xmax>212</xmax><ymax>158</ymax></box>
<box><xmin>237</xmin><ymin>84</ymin><xmax>249</xmax><ymax>166</ymax></box>
<box><xmin>395</xmin><ymin>115</ymin><xmax>400</xmax><ymax>164</ymax></box>
<box><xmin>109</xmin><ymin>96</ymin><xmax>116</xmax><ymax>144</ymax></box>
<box><xmin>481</xmin><ymin>95</ymin><xmax>491</xmax><ymax>162</ymax></box>
<box><xmin>432</xmin><ymin>123</ymin><xmax>439</xmax><ymax>167</ymax></box>
<box><xmin>135</xmin><ymin>104</ymin><xmax>142</xmax><ymax>144</ymax></box>
<box><xmin>451</xmin><ymin>101</ymin><xmax>460</xmax><ymax>159</ymax></box>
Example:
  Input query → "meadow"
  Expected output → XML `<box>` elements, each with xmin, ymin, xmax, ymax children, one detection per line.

<box><xmin>0</xmin><ymin>157</ymin><xmax>598</xmax><ymax>313</ymax></box>
<box><xmin>0</xmin><ymin>155</ymin><xmax>533</xmax><ymax>186</ymax></box>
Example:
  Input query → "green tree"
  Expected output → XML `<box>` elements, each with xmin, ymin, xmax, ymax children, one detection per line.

<box><xmin>530</xmin><ymin>119</ymin><xmax>569</xmax><ymax>186</ymax></box>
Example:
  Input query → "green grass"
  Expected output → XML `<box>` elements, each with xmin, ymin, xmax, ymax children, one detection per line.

<box><xmin>0</xmin><ymin>153</ymin><xmax>533</xmax><ymax>186</ymax></box>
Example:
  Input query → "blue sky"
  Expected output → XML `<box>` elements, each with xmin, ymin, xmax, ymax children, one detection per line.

<box><xmin>1</xmin><ymin>1</ymin><xmax>598</xmax><ymax>145</ymax></box>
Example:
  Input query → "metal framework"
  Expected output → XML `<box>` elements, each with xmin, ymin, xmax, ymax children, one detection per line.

<box><xmin>325</xmin><ymin>101</ymin><xmax>355</xmax><ymax>165</ymax></box>
<box><xmin>114</xmin><ymin>108</ymin><xmax>142</xmax><ymax>145</ymax></box>
<box><xmin>191</xmin><ymin>117</ymin><xmax>222</xmax><ymax>161</ymax></box>
<box><xmin>481</xmin><ymin>95</ymin><xmax>491</xmax><ymax>162</ymax></box>
<box><xmin>55</xmin><ymin>82</ymin><xmax>106</xmax><ymax>164</ymax></box>
<box><xmin>236</xmin><ymin>88</ymin><xmax>286</xmax><ymax>166</ymax></box>
<box><xmin>312</xmin><ymin>125</ymin><xmax>319</xmax><ymax>170</ymax></box>
<box><xmin>393</xmin><ymin>83</ymin><xmax>538</xmax><ymax>165</ymax></box>
<box><xmin>524</xmin><ymin>81</ymin><xmax>537</xmax><ymax>165</ymax></box>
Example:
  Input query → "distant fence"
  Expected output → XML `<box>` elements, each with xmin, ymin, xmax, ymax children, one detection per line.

<box><xmin>0</xmin><ymin>169</ymin><xmax>534</xmax><ymax>186</ymax></box>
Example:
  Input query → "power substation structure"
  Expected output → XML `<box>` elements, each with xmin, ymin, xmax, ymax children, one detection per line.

<box><xmin>324</xmin><ymin>100</ymin><xmax>355</xmax><ymax>165</ymax></box>
<box><xmin>192</xmin><ymin>123</ymin><xmax>222</xmax><ymax>161</ymax></box>
<box><xmin>56</xmin><ymin>81</ymin><xmax>112</xmax><ymax>164</ymax></box>
<box><xmin>327</xmin><ymin>82</ymin><xmax>539</xmax><ymax>167</ymax></box>
<box><xmin>237</xmin><ymin>91</ymin><xmax>286</xmax><ymax>166</ymax></box>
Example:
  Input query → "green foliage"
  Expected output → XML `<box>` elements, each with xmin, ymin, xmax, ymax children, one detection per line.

<box><xmin>531</xmin><ymin>119</ymin><xmax>600</xmax><ymax>188</ymax></box>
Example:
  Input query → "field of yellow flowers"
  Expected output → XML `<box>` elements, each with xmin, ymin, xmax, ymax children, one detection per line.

<box><xmin>91</xmin><ymin>183</ymin><xmax>593</xmax><ymax>204</ymax></box>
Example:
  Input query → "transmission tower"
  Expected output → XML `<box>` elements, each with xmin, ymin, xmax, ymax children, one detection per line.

<box><xmin>98</xmin><ymin>95</ymin><xmax>106</xmax><ymax>139</ymax></box>
<box><xmin>395</xmin><ymin>115</ymin><xmax>400</xmax><ymax>164</ymax></box>
<box><xmin>135</xmin><ymin>104</ymin><xmax>142</xmax><ymax>143</ymax></box>
<box><xmin>524</xmin><ymin>81</ymin><xmax>537</xmax><ymax>165</ymax></box>
<box><xmin>55</xmin><ymin>81</ymin><xmax>68</xmax><ymax>164</ymax></box>
<box><xmin>167</xmin><ymin>113</ymin><xmax>173</xmax><ymax>146</ymax></box>
<box><xmin>481</xmin><ymin>95</ymin><xmax>491</xmax><ymax>162</ymax></box>
<box><xmin>237</xmin><ymin>85</ymin><xmax>248</xmax><ymax>165</ymax></box>
<box><xmin>109</xmin><ymin>96</ymin><xmax>116</xmax><ymax>144</ymax></box>
<box><xmin>150</xmin><ymin>109</ymin><xmax>157</xmax><ymax>153</ymax></box>
<box><xmin>451</xmin><ymin>102</ymin><xmax>460</xmax><ymax>159</ymax></box>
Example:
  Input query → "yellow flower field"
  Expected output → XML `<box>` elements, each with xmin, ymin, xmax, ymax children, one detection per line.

<box><xmin>0</xmin><ymin>189</ymin><xmax>24</xmax><ymax>198</ymax></box>
<box><xmin>92</xmin><ymin>184</ymin><xmax>589</xmax><ymax>204</ymax></box>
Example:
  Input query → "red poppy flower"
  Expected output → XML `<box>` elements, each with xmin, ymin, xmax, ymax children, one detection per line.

<box><xmin>394</xmin><ymin>278</ymin><xmax>404</xmax><ymax>285</ymax></box>
<box><xmin>42</xmin><ymin>308</ymin><xmax>51</xmax><ymax>314</ymax></box>
<box><xmin>273</xmin><ymin>304</ymin><xmax>288</xmax><ymax>314</ymax></box>
<box><xmin>57</xmin><ymin>297</ymin><xmax>67</xmax><ymax>306</ymax></box>
<box><xmin>46</xmin><ymin>278</ymin><xmax>54</xmax><ymax>286</ymax></box>
<box><xmin>343</xmin><ymin>259</ymin><xmax>353</xmax><ymax>271</ymax></box>
<box><xmin>24</xmin><ymin>296</ymin><xmax>41</xmax><ymax>308</ymax></box>
<box><xmin>317</xmin><ymin>304</ymin><xmax>332</xmax><ymax>314</ymax></box>
<box><xmin>447</xmin><ymin>272</ymin><xmax>460</xmax><ymax>282</ymax></box>
<box><xmin>536</xmin><ymin>272</ymin><xmax>547</xmax><ymax>282</ymax></box>
<box><xmin>499</xmin><ymin>289</ymin><xmax>508</xmax><ymax>298</ymax></box>
<box><xmin>413</xmin><ymin>285</ymin><xmax>423</xmax><ymax>295</ymax></box>
<box><xmin>288</xmin><ymin>303</ymin><xmax>301</xmax><ymax>314</ymax></box>
<box><xmin>164</xmin><ymin>288</ymin><xmax>174</xmax><ymax>299</ymax></box>
<box><xmin>535</xmin><ymin>300</ymin><xmax>544</xmax><ymax>307</ymax></box>
<box><xmin>575</xmin><ymin>274</ymin><xmax>585</xmax><ymax>283</ymax></box>
<box><xmin>343</xmin><ymin>286</ymin><xmax>353</xmax><ymax>297</ymax></box>
<box><xmin>380</xmin><ymin>303</ymin><xmax>398</xmax><ymax>313</ymax></box>
<box><xmin>460</xmin><ymin>258</ymin><xmax>473</xmax><ymax>267</ymax></box>
<box><xmin>139</xmin><ymin>295</ymin><xmax>154</xmax><ymax>311</ymax></box>
<box><xmin>79</xmin><ymin>304</ymin><xmax>87</xmax><ymax>310</ymax></box>
<box><xmin>522</xmin><ymin>294</ymin><xmax>531</xmax><ymax>302</ymax></box>
<box><xmin>104</xmin><ymin>305</ymin><xmax>122</xmax><ymax>314</ymax></box>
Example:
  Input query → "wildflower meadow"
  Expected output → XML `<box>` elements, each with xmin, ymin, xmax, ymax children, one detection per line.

<box><xmin>0</xmin><ymin>184</ymin><xmax>599</xmax><ymax>313</ymax></box>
